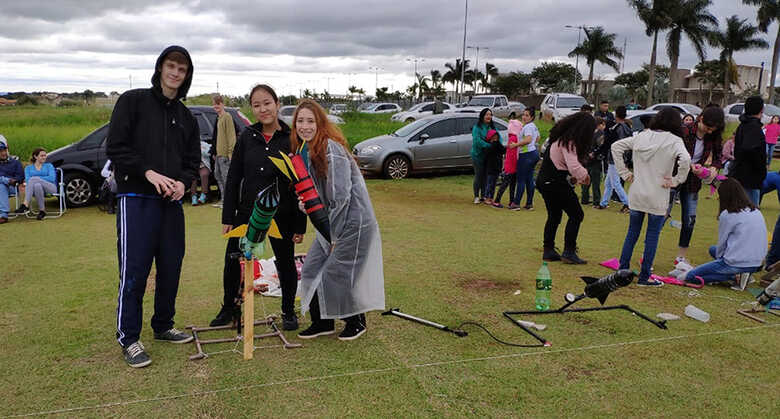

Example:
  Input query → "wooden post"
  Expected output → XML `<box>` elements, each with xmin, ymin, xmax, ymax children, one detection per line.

<box><xmin>242</xmin><ymin>258</ymin><xmax>254</xmax><ymax>360</ymax></box>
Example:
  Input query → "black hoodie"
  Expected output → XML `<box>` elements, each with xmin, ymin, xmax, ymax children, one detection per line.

<box><xmin>732</xmin><ymin>114</ymin><xmax>767</xmax><ymax>189</ymax></box>
<box><xmin>107</xmin><ymin>45</ymin><xmax>200</xmax><ymax>196</ymax></box>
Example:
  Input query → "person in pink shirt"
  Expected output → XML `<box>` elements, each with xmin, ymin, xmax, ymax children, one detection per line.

<box><xmin>492</xmin><ymin>119</ymin><xmax>521</xmax><ymax>208</ymax></box>
<box><xmin>536</xmin><ymin>112</ymin><xmax>594</xmax><ymax>264</ymax></box>
<box><xmin>721</xmin><ymin>135</ymin><xmax>735</xmax><ymax>175</ymax></box>
<box><xmin>764</xmin><ymin>115</ymin><xmax>780</xmax><ymax>167</ymax></box>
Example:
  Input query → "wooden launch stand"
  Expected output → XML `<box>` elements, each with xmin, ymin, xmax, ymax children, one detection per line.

<box><xmin>736</xmin><ymin>305</ymin><xmax>780</xmax><ymax>324</ymax></box>
<box><xmin>188</xmin><ymin>257</ymin><xmax>302</xmax><ymax>361</ymax></box>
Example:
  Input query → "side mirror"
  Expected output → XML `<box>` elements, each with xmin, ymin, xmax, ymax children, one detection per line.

<box><xmin>419</xmin><ymin>133</ymin><xmax>430</xmax><ymax>144</ymax></box>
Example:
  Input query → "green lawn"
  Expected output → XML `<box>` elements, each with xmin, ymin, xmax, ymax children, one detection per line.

<box><xmin>1</xmin><ymin>106</ymin><xmax>777</xmax><ymax>417</ymax></box>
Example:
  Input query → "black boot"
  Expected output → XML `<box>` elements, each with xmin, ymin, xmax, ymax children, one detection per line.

<box><xmin>561</xmin><ymin>248</ymin><xmax>587</xmax><ymax>264</ymax></box>
<box><xmin>209</xmin><ymin>304</ymin><xmax>240</xmax><ymax>327</ymax></box>
<box><xmin>543</xmin><ymin>247</ymin><xmax>561</xmax><ymax>262</ymax></box>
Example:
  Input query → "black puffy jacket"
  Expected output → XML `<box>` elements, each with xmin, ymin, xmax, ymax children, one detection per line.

<box><xmin>107</xmin><ymin>46</ymin><xmax>200</xmax><ymax>196</ymax></box>
<box><xmin>733</xmin><ymin>114</ymin><xmax>767</xmax><ymax>189</ymax></box>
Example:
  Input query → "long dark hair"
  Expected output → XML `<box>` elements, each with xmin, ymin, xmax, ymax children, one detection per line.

<box><xmin>477</xmin><ymin>108</ymin><xmax>494</xmax><ymax>127</ymax></box>
<box><xmin>718</xmin><ymin>177</ymin><xmax>756</xmax><ymax>216</ymax></box>
<box><xmin>524</xmin><ymin>106</ymin><xmax>536</xmax><ymax>122</ymax></box>
<box><xmin>31</xmin><ymin>147</ymin><xmax>45</xmax><ymax>163</ymax></box>
<box><xmin>648</xmin><ymin>108</ymin><xmax>684</xmax><ymax>138</ymax></box>
<box><xmin>548</xmin><ymin>111</ymin><xmax>596</xmax><ymax>162</ymax></box>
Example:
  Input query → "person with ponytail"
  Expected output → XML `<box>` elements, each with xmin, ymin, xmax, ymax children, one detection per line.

<box><xmin>291</xmin><ymin>99</ymin><xmax>385</xmax><ymax>341</ymax></box>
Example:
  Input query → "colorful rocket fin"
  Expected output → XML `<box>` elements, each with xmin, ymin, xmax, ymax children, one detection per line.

<box><xmin>268</xmin><ymin>219</ymin><xmax>282</xmax><ymax>239</ymax></box>
<box><xmin>279</xmin><ymin>152</ymin><xmax>299</xmax><ymax>180</ymax></box>
<box><xmin>269</xmin><ymin>156</ymin><xmax>294</xmax><ymax>180</ymax></box>
<box><xmin>223</xmin><ymin>224</ymin><xmax>248</xmax><ymax>238</ymax></box>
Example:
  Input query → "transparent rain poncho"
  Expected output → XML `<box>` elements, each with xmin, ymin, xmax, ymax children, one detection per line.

<box><xmin>300</xmin><ymin>140</ymin><xmax>385</xmax><ymax>319</ymax></box>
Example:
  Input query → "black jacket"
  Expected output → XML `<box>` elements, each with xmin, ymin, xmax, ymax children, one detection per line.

<box><xmin>222</xmin><ymin>121</ymin><xmax>306</xmax><ymax>238</ymax></box>
<box><xmin>485</xmin><ymin>140</ymin><xmax>505</xmax><ymax>175</ymax></box>
<box><xmin>733</xmin><ymin>114</ymin><xmax>767</xmax><ymax>189</ymax></box>
<box><xmin>107</xmin><ymin>46</ymin><xmax>200</xmax><ymax>196</ymax></box>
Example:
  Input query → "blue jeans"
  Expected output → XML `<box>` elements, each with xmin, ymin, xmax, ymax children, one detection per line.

<box><xmin>485</xmin><ymin>173</ymin><xmax>498</xmax><ymax>199</ymax></box>
<box><xmin>744</xmin><ymin>187</ymin><xmax>760</xmax><ymax>207</ymax></box>
<box><xmin>513</xmin><ymin>150</ymin><xmax>538</xmax><ymax>206</ymax></box>
<box><xmin>0</xmin><ymin>181</ymin><xmax>10</xmax><ymax>218</ymax></box>
<box><xmin>767</xmin><ymin>213</ymin><xmax>780</xmax><ymax>267</ymax></box>
<box><xmin>685</xmin><ymin>246</ymin><xmax>761</xmax><ymax>284</ymax></box>
<box><xmin>619</xmin><ymin>210</ymin><xmax>666</xmax><ymax>281</ymax></box>
<box><xmin>600</xmin><ymin>164</ymin><xmax>629</xmax><ymax>207</ymax></box>
<box><xmin>767</xmin><ymin>143</ymin><xmax>775</xmax><ymax>166</ymax></box>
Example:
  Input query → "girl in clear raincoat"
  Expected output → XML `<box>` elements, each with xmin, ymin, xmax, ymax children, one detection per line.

<box><xmin>291</xmin><ymin>99</ymin><xmax>385</xmax><ymax>341</ymax></box>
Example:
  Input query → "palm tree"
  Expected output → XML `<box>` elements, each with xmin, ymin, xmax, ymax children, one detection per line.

<box><xmin>415</xmin><ymin>73</ymin><xmax>431</xmax><ymax>99</ymax></box>
<box><xmin>568</xmin><ymin>26</ymin><xmax>623</xmax><ymax>101</ymax></box>
<box><xmin>665</xmin><ymin>0</ymin><xmax>717</xmax><ymax>101</ymax></box>
<box><xmin>743</xmin><ymin>1</ymin><xmax>780</xmax><ymax>103</ymax></box>
<box><xmin>483</xmin><ymin>63</ymin><xmax>499</xmax><ymax>92</ymax></box>
<box><xmin>628</xmin><ymin>0</ymin><xmax>673</xmax><ymax>106</ymax></box>
<box><xmin>430</xmin><ymin>70</ymin><xmax>443</xmax><ymax>89</ymax></box>
<box><xmin>443</xmin><ymin>59</ymin><xmax>470</xmax><ymax>95</ymax></box>
<box><xmin>710</xmin><ymin>15</ymin><xmax>769</xmax><ymax>104</ymax></box>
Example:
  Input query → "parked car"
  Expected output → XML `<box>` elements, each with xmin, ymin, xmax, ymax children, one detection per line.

<box><xmin>540</xmin><ymin>93</ymin><xmax>588</xmax><ymax>122</ymax></box>
<box><xmin>359</xmin><ymin>102</ymin><xmax>402</xmax><ymax>114</ymax></box>
<box><xmin>279</xmin><ymin>105</ymin><xmax>345</xmax><ymax>125</ymax></box>
<box><xmin>352</xmin><ymin>113</ymin><xmax>509</xmax><ymax>179</ymax></box>
<box><xmin>451</xmin><ymin>95</ymin><xmax>525</xmax><ymax>119</ymax></box>
<box><xmin>46</xmin><ymin>106</ymin><xmax>251</xmax><ymax>207</ymax></box>
<box><xmin>330</xmin><ymin>103</ymin><xmax>348</xmax><ymax>115</ymax></box>
<box><xmin>627</xmin><ymin>111</ymin><xmax>658</xmax><ymax>133</ymax></box>
<box><xmin>390</xmin><ymin>101</ymin><xmax>454</xmax><ymax>122</ymax></box>
<box><xmin>628</xmin><ymin>102</ymin><xmax>701</xmax><ymax>118</ymax></box>
<box><xmin>724</xmin><ymin>102</ymin><xmax>780</xmax><ymax>124</ymax></box>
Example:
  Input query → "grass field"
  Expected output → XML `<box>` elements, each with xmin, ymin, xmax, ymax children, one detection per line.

<box><xmin>1</xmin><ymin>105</ymin><xmax>777</xmax><ymax>417</ymax></box>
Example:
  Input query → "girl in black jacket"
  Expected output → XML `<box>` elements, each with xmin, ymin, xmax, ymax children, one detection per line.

<box><xmin>211</xmin><ymin>84</ymin><xmax>307</xmax><ymax>330</ymax></box>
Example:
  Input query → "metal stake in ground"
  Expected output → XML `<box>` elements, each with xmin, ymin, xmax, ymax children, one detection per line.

<box><xmin>381</xmin><ymin>308</ymin><xmax>468</xmax><ymax>337</ymax></box>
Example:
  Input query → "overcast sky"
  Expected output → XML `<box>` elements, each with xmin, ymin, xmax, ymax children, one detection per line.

<box><xmin>0</xmin><ymin>0</ymin><xmax>772</xmax><ymax>97</ymax></box>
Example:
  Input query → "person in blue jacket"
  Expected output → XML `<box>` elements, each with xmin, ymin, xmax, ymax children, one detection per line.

<box><xmin>0</xmin><ymin>137</ymin><xmax>24</xmax><ymax>223</ymax></box>
<box><xmin>14</xmin><ymin>147</ymin><xmax>56</xmax><ymax>220</ymax></box>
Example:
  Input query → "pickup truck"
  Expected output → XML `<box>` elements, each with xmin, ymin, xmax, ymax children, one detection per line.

<box><xmin>449</xmin><ymin>94</ymin><xmax>526</xmax><ymax>119</ymax></box>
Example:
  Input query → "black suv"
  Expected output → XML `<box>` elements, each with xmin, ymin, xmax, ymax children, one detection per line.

<box><xmin>46</xmin><ymin>106</ymin><xmax>250</xmax><ymax>207</ymax></box>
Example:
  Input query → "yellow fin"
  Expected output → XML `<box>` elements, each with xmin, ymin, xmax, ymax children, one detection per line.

<box><xmin>279</xmin><ymin>152</ymin><xmax>299</xmax><ymax>180</ymax></box>
<box><xmin>223</xmin><ymin>224</ymin><xmax>248</xmax><ymax>238</ymax></box>
<box><xmin>268</xmin><ymin>219</ymin><xmax>282</xmax><ymax>239</ymax></box>
<box><xmin>269</xmin><ymin>156</ymin><xmax>293</xmax><ymax>180</ymax></box>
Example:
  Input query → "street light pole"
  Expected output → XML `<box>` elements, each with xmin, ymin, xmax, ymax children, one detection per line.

<box><xmin>467</xmin><ymin>45</ymin><xmax>489</xmax><ymax>93</ymax></box>
<box><xmin>369</xmin><ymin>66</ymin><xmax>382</xmax><ymax>95</ymax></box>
<box><xmin>460</xmin><ymin>0</ymin><xmax>468</xmax><ymax>103</ymax></box>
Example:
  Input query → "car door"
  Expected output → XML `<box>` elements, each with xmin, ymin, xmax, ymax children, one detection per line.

<box><xmin>418</xmin><ymin>103</ymin><xmax>435</xmax><ymax>117</ymax></box>
<box><xmin>83</xmin><ymin>124</ymin><xmax>109</xmax><ymax>177</ymax></box>
<box><xmin>455</xmin><ymin>117</ymin><xmax>480</xmax><ymax>166</ymax></box>
<box><xmin>408</xmin><ymin>119</ymin><xmax>458</xmax><ymax>169</ymax></box>
<box><xmin>495</xmin><ymin>97</ymin><xmax>509</xmax><ymax>118</ymax></box>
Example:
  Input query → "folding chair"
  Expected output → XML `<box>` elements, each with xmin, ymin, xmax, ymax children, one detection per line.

<box><xmin>4</xmin><ymin>183</ymin><xmax>20</xmax><ymax>219</ymax></box>
<box><xmin>25</xmin><ymin>168</ymin><xmax>67</xmax><ymax>219</ymax></box>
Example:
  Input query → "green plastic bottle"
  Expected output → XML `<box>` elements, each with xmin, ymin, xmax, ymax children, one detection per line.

<box><xmin>535</xmin><ymin>262</ymin><xmax>552</xmax><ymax>311</ymax></box>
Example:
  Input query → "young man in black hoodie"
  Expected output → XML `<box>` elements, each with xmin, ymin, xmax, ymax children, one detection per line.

<box><xmin>733</xmin><ymin>96</ymin><xmax>767</xmax><ymax>206</ymax></box>
<box><xmin>107</xmin><ymin>46</ymin><xmax>200</xmax><ymax>368</ymax></box>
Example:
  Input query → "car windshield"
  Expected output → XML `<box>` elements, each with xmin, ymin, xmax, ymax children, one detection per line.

<box><xmin>407</xmin><ymin>103</ymin><xmax>426</xmax><ymax>112</ymax></box>
<box><xmin>393</xmin><ymin>118</ymin><xmax>431</xmax><ymax>137</ymax></box>
<box><xmin>467</xmin><ymin>97</ymin><xmax>494</xmax><ymax>107</ymax></box>
<box><xmin>280</xmin><ymin>107</ymin><xmax>294</xmax><ymax>116</ymax></box>
<box><xmin>332</xmin><ymin>104</ymin><xmax>346</xmax><ymax>110</ymax></box>
<box><xmin>557</xmin><ymin>97</ymin><xmax>586</xmax><ymax>108</ymax></box>
<box><xmin>766</xmin><ymin>104</ymin><xmax>780</xmax><ymax>116</ymax></box>
<box><xmin>682</xmin><ymin>104</ymin><xmax>702</xmax><ymax>114</ymax></box>
<box><xmin>358</xmin><ymin>103</ymin><xmax>375</xmax><ymax>110</ymax></box>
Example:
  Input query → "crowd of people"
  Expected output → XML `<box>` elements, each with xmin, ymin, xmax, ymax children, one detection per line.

<box><xmin>469</xmin><ymin>94</ymin><xmax>779</xmax><ymax>290</ymax></box>
<box><xmin>0</xmin><ymin>141</ymin><xmax>59</xmax><ymax>222</ymax></box>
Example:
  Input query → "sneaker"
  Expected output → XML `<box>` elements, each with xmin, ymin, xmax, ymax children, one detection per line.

<box><xmin>198</xmin><ymin>193</ymin><xmax>207</xmax><ymax>204</ymax></box>
<box><xmin>36</xmin><ymin>211</ymin><xmax>46</xmax><ymax>220</ymax></box>
<box><xmin>122</xmin><ymin>341</ymin><xmax>151</xmax><ymax>368</ymax></box>
<box><xmin>637</xmin><ymin>278</ymin><xmax>664</xmax><ymax>287</ymax></box>
<box><xmin>674</xmin><ymin>257</ymin><xmax>691</xmax><ymax>266</ymax></box>
<box><xmin>491</xmin><ymin>202</ymin><xmax>504</xmax><ymax>209</ymax></box>
<box><xmin>731</xmin><ymin>273</ymin><xmax>751</xmax><ymax>291</ymax></box>
<box><xmin>282</xmin><ymin>313</ymin><xmax>299</xmax><ymax>331</ymax></box>
<box><xmin>523</xmin><ymin>205</ymin><xmax>534</xmax><ymax>211</ymax></box>
<box><xmin>473</xmin><ymin>197</ymin><xmax>480</xmax><ymax>204</ymax></box>
<box><xmin>543</xmin><ymin>247</ymin><xmax>561</xmax><ymax>262</ymax></box>
<box><xmin>581</xmin><ymin>200</ymin><xmax>591</xmax><ymax>205</ymax></box>
<box><xmin>561</xmin><ymin>249</ymin><xmax>587</xmax><ymax>265</ymax></box>
<box><xmin>14</xmin><ymin>204</ymin><xmax>28</xmax><ymax>214</ymax></box>
<box><xmin>191</xmin><ymin>195</ymin><xmax>199</xmax><ymax>206</ymax></box>
<box><xmin>297</xmin><ymin>321</ymin><xmax>336</xmax><ymax>339</ymax></box>
<box><xmin>509</xmin><ymin>203</ymin><xmax>523</xmax><ymax>211</ymax></box>
<box><xmin>620</xmin><ymin>205</ymin><xmax>630</xmax><ymax>214</ymax></box>
<box><xmin>154</xmin><ymin>328</ymin><xmax>193</xmax><ymax>344</ymax></box>
<box><xmin>211</xmin><ymin>201</ymin><xmax>223</xmax><ymax>208</ymax></box>
<box><xmin>0</xmin><ymin>217</ymin><xmax>7</xmax><ymax>224</ymax></box>
<box><xmin>338</xmin><ymin>323</ymin><xmax>366</xmax><ymax>341</ymax></box>
<box><xmin>209</xmin><ymin>304</ymin><xmax>239</xmax><ymax>327</ymax></box>
<box><xmin>595</xmin><ymin>205</ymin><xmax>607</xmax><ymax>210</ymax></box>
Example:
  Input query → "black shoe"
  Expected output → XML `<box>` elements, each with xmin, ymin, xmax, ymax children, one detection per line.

<box><xmin>282</xmin><ymin>313</ymin><xmax>299</xmax><ymax>331</ymax></box>
<box><xmin>338</xmin><ymin>322</ymin><xmax>366</xmax><ymax>341</ymax></box>
<box><xmin>543</xmin><ymin>247</ymin><xmax>561</xmax><ymax>262</ymax></box>
<box><xmin>14</xmin><ymin>204</ymin><xmax>28</xmax><ymax>214</ymax></box>
<box><xmin>210</xmin><ymin>304</ymin><xmax>239</xmax><ymax>327</ymax></box>
<box><xmin>154</xmin><ymin>328</ymin><xmax>193</xmax><ymax>343</ymax></box>
<box><xmin>122</xmin><ymin>341</ymin><xmax>151</xmax><ymax>368</ymax></box>
<box><xmin>36</xmin><ymin>211</ymin><xmax>46</xmax><ymax>220</ymax></box>
<box><xmin>297</xmin><ymin>321</ymin><xmax>336</xmax><ymax>339</ymax></box>
<box><xmin>561</xmin><ymin>249</ymin><xmax>587</xmax><ymax>264</ymax></box>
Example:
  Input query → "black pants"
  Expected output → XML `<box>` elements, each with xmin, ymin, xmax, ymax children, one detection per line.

<box><xmin>539</xmin><ymin>185</ymin><xmax>584</xmax><ymax>250</ymax></box>
<box><xmin>223</xmin><ymin>236</ymin><xmax>297</xmax><ymax>316</ymax></box>
<box><xmin>495</xmin><ymin>172</ymin><xmax>516</xmax><ymax>203</ymax></box>
<box><xmin>309</xmin><ymin>291</ymin><xmax>366</xmax><ymax>328</ymax></box>
<box><xmin>580</xmin><ymin>162</ymin><xmax>602</xmax><ymax>204</ymax></box>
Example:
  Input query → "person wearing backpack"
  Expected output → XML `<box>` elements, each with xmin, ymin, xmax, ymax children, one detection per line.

<box><xmin>597</xmin><ymin>106</ymin><xmax>631</xmax><ymax>212</ymax></box>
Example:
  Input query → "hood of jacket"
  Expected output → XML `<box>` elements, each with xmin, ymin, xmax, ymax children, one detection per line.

<box><xmin>151</xmin><ymin>45</ymin><xmax>194</xmax><ymax>101</ymax></box>
<box><xmin>738</xmin><ymin>113</ymin><xmax>761</xmax><ymax>125</ymax></box>
<box><xmin>632</xmin><ymin>130</ymin><xmax>682</xmax><ymax>163</ymax></box>
<box><xmin>508</xmin><ymin>119</ymin><xmax>522</xmax><ymax>136</ymax></box>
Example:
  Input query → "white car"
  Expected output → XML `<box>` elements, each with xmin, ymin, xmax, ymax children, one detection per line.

<box><xmin>724</xmin><ymin>102</ymin><xmax>780</xmax><ymax>124</ymax></box>
<box><xmin>540</xmin><ymin>93</ymin><xmax>587</xmax><ymax>122</ymax></box>
<box><xmin>359</xmin><ymin>103</ymin><xmax>402</xmax><ymax>114</ymax></box>
<box><xmin>330</xmin><ymin>104</ymin><xmax>348</xmax><ymax>115</ymax></box>
<box><xmin>390</xmin><ymin>101</ymin><xmax>453</xmax><ymax>122</ymax></box>
<box><xmin>449</xmin><ymin>95</ymin><xmax>525</xmax><ymax>119</ymax></box>
<box><xmin>278</xmin><ymin>105</ymin><xmax>345</xmax><ymax>126</ymax></box>
<box><xmin>628</xmin><ymin>103</ymin><xmax>701</xmax><ymax>118</ymax></box>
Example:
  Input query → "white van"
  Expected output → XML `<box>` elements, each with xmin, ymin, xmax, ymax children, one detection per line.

<box><xmin>540</xmin><ymin>93</ymin><xmax>587</xmax><ymax>122</ymax></box>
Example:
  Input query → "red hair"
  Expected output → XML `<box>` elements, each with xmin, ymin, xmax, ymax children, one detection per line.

<box><xmin>290</xmin><ymin>99</ymin><xmax>350</xmax><ymax>178</ymax></box>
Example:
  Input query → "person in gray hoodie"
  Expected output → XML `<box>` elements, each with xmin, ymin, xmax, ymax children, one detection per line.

<box><xmin>611</xmin><ymin>108</ymin><xmax>691</xmax><ymax>286</ymax></box>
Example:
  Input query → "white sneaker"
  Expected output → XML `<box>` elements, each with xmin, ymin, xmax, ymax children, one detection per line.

<box><xmin>674</xmin><ymin>257</ymin><xmax>691</xmax><ymax>266</ymax></box>
<box><xmin>669</xmin><ymin>261</ymin><xmax>694</xmax><ymax>277</ymax></box>
<box><xmin>473</xmin><ymin>197</ymin><xmax>480</xmax><ymax>204</ymax></box>
<box><xmin>731</xmin><ymin>273</ymin><xmax>751</xmax><ymax>291</ymax></box>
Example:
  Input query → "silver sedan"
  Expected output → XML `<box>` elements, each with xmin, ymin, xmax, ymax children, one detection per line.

<box><xmin>352</xmin><ymin>113</ymin><xmax>508</xmax><ymax>179</ymax></box>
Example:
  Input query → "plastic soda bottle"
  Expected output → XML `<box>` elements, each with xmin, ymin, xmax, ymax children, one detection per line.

<box><xmin>535</xmin><ymin>262</ymin><xmax>552</xmax><ymax>311</ymax></box>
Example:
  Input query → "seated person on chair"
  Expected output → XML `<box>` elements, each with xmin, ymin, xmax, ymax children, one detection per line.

<box><xmin>0</xmin><ymin>137</ymin><xmax>24</xmax><ymax>224</ymax></box>
<box><xmin>15</xmin><ymin>147</ymin><xmax>57</xmax><ymax>220</ymax></box>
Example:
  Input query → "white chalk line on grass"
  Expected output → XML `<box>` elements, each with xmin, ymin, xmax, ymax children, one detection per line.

<box><xmin>6</xmin><ymin>323</ymin><xmax>779</xmax><ymax>417</ymax></box>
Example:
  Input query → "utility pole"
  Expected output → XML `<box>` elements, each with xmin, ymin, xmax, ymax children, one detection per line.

<box><xmin>459</xmin><ymin>0</ymin><xmax>468</xmax><ymax>103</ymax></box>
<box><xmin>369</xmin><ymin>66</ymin><xmax>382</xmax><ymax>95</ymax></box>
<box><xmin>467</xmin><ymin>45</ymin><xmax>489</xmax><ymax>93</ymax></box>
<box><xmin>621</xmin><ymin>38</ymin><xmax>628</xmax><ymax>73</ymax></box>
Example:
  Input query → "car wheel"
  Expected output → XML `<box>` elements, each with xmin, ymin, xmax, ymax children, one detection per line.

<box><xmin>383</xmin><ymin>155</ymin><xmax>410</xmax><ymax>179</ymax></box>
<box><xmin>405</xmin><ymin>117</ymin><xmax>415</xmax><ymax>123</ymax></box>
<box><xmin>64</xmin><ymin>172</ymin><xmax>94</xmax><ymax>207</ymax></box>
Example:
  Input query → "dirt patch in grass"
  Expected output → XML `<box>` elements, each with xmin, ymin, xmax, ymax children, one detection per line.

<box><xmin>456</xmin><ymin>273</ymin><xmax>515</xmax><ymax>291</ymax></box>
